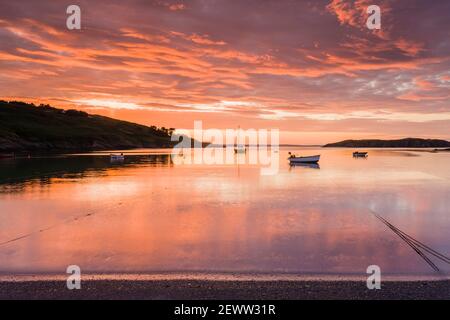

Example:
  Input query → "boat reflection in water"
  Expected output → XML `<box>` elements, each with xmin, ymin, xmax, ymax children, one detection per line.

<box><xmin>289</xmin><ymin>162</ymin><xmax>320</xmax><ymax>169</ymax></box>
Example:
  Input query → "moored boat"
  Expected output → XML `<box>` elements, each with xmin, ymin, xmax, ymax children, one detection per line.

<box><xmin>110</xmin><ymin>153</ymin><xmax>125</xmax><ymax>162</ymax></box>
<box><xmin>353</xmin><ymin>151</ymin><xmax>368</xmax><ymax>157</ymax></box>
<box><xmin>288</xmin><ymin>153</ymin><xmax>320</xmax><ymax>164</ymax></box>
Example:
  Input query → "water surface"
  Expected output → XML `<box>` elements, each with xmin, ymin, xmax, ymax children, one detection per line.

<box><xmin>0</xmin><ymin>148</ymin><xmax>449</xmax><ymax>277</ymax></box>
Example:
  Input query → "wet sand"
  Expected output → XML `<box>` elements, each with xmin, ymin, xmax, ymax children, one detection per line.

<box><xmin>1</xmin><ymin>279</ymin><xmax>449</xmax><ymax>300</ymax></box>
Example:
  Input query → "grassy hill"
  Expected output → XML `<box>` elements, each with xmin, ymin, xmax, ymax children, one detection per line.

<box><xmin>0</xmin><ymin>100</ymin><xmax>176</xmax><ymax>152</ymax></box>
<box><xmin>323</xmin><ymin>138</ymin><xmax>450</xmax><ymax>148</ymax></box>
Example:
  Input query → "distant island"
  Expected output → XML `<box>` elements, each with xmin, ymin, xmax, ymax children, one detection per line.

<box><xmin>0</xmin><ymin>100</ymin><xmax>176</xmax><ymax>152</ymax></box>
<box><xmin>323</xmin><ymin>138</ymin><xmax>450</xmax><ymax>148</ymax></box>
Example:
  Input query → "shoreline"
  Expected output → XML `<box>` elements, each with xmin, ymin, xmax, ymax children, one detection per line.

<box><xmin>0</xmin><ymin>277</ymin><xmax>449</xmax><ymax>300</ymax></box>
<box><xmin>1</xmin><ymin>272</ymin><xmax>449</xmax><ymax>282</ymax></box>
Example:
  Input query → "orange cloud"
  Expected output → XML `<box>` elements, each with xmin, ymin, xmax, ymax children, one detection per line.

<box><xmin>395</xmin><ymin>38</ymin><xmax>424</xmax><ymax>57</ymax></box>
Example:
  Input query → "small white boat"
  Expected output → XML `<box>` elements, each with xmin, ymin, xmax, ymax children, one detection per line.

<box><xmin>353</xmin><ymin>151</ymin><xmax>368</xmax><ymax>158</ymax></box>
<box><xmin>288</xmin><ymin>153</ymin><xmax>320</xmax><ymax>164</ymax></box>
<box><xmin>110</xmin><ymin>154</ymin><xmax>125</xmax><ymax>162</ymax></box>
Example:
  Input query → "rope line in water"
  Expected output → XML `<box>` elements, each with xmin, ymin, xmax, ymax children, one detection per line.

<box><xmin>370</xmin><ymin>210</ymin><xmax>450</xmax><ymax>273</ymax></box>
<box><xmin>373</xmin><ymin>212</ymin><xmax>450</xmax><ymax>264</ymax></box>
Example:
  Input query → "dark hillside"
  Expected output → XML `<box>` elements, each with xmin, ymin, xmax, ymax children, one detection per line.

<box><xmin>0</xmin><ymin>100</ymin><xmax>175</xmax><ymax>151</ymax></box>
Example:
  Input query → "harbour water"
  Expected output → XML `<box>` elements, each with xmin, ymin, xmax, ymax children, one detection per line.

<box><xmin>0</xmin><ymin>148</ymin><xmax>449</xmax><ymax>277</ymax></box>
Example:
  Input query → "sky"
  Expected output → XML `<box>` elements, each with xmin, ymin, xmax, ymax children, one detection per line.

<box><xmin>0</xmin><ymin>0</ymin><xmax>449</xmax><ymax>144</ymax></box>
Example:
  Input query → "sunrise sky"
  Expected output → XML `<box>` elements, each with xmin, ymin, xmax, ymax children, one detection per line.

<box><xmin>0</xmin><ymin>0</ymin><xmax>449</xmax><ymax>144</ymax></box>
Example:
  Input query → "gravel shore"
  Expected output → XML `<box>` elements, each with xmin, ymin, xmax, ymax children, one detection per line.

<box><xmin>1</xmin><ymin>280</ymin><xmax>449</xmax><ymax>300</ymax></box>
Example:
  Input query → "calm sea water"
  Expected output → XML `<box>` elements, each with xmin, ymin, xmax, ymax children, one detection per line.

<box><xmin>0</xmin><ymin>147</ymin><xmax>449</xmax><ymax>277</ymax></box>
